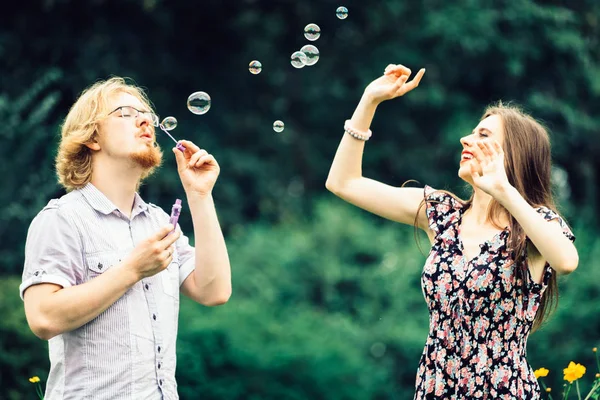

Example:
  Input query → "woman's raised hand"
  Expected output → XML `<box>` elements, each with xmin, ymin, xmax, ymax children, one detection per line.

<box><xmin>364</xmin><ymin>64</ymin><xmax>425</xmax><ymax>104</ymax></box>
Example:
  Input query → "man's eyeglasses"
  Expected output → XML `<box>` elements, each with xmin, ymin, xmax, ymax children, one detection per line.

<box><xmin>109</xmin><ymin>106</ymin><xmax>159</xmax><ymax>127</ymax></box>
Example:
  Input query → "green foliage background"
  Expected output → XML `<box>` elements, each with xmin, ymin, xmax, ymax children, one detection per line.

<box><xmin>0</xmin><ymin>0</ymin><xmax>599</xmax><ymax>398</ymax></box>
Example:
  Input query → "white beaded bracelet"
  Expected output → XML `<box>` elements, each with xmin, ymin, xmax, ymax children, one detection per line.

<box><xmin>344</xmin><ymin>120</ymin><xmax>372</xmax><ymax>141</ymax></box>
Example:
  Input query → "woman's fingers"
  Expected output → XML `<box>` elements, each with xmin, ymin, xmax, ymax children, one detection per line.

<box><xmin>469</xmin><ymin>159</ymin><xmax>482</xmax><ymax>179</ymax></box>
<box><xmin>394</xmin><ymin>68</ymin><xmax>425</xmax><ymax>96</ymax></box>
<box><xmin>385</xmin><ymin>64</ymin><xmax>411</xmax><ymax>76</ymax></box>
<box><xmin>472</xmin><ymin>143</ymin><xmax>490</xmax><ymax>166</ymax></box>
<box><xmin>393</xmin><ymin>74</ymin><xmax>409</xmax><ymax>91</ymax></box>
<box><xmin>478</xmin><ymin>141</ymin><xmax>502</xmax><ymax>163</ymax></box>
<box><xmin>477</xmin><ymin>142</ymin><xmax>492</xmax><ymax>158</ymax></box>
<box><xmin>492</xmin><ymin>140</ymin><xmax>504</xmax><ymax>156</ymax></box>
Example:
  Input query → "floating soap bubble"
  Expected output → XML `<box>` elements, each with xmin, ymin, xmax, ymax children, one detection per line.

<box><xmin>300</xmin><ymin>45</ymin><xmax>320</xmax><ymax>66</ymax></box>
<box><xmin>336</xmin><ymin>6</ymin><xmax>348</xmax><ymax>19</ymax></box>
<box><xmin>160</xmin><ymin>116</ymin><xmax>177</xmax><ymax>131</ymax></box>
<box><xmin>291</xmin><ymin>51</ymin><xmax>308</xmax><ymax>68</ymax></box>
<box><xmin>249</xmin><ymin>60</ymin><xmax>262</xmax><ymax>74</ymax></box>
<box><xmin>370</xmin><ymin>342</ymin><xmax>386</xmax><ymax>358</ymax></box>
<box><xmin>273</xmin><ymin>120</ymin><xmax>284</xmax><ymax>133</ymax></box>
<box><xmin>187</xmin><ymin>91</ymin><xmax>211</xmax><ymax>115</ymax></box>
<box><xmin>304</xmin><ymin>23</ymin><xmax>321</xmax><ymax>41</ymax></box>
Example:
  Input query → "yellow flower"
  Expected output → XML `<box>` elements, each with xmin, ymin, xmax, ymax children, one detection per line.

<box><xmin>534</xmin><ymin>368</ymin><xmax>550</xmax><ymax>379</ymax></box>
<box><xmin>563</xmin><ymin>361</ymin><xmax>586</xmax><ymax>383</ymax></box>
<box><xmin>29</xmin><ymin>376</ymin><xmax>40</xmax><ymax>383</ymax></box>
<box><xmin>596</xmin><ymin>373</ymin><xmax>600</xmax><ymax>378</ymax></box>
<box><xmin>594</xmin><ymin>347</ymin><xmax>598</xmax><ymax>353</ymax></box>
<box><xmin>546</xmin><ymin>388</ymin><xmax>552</xmax><ymax>393</ymax></box>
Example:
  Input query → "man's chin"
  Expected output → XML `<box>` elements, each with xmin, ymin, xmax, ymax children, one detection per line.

<box><xmin>130</xmin><ymin>146</ymin><xmax>163</xmax><ymax>170</ymax></box>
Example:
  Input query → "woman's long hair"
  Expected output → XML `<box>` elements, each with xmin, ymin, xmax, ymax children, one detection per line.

<box><xmin>415</xmin><ymin>102</ymin><xmax>562</xmax><ymax>332</ymax></box>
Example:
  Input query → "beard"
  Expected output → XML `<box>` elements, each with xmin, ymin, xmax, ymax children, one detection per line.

<box><xmin>130</xmin><ymin>142</ymin><xmax>163</xmax><ymax>171</ymax></box>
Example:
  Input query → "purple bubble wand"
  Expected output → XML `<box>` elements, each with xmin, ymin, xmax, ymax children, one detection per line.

<box><xmin>158</xmin><ymin>118</ymin><xmax>186</xmax><ymax>152</ymax></box>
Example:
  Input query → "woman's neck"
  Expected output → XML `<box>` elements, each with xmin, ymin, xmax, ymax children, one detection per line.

<box><xmin>467</xmin><ymin>188</ymin><xmax>509</xmax><ymax>227</ymax></box>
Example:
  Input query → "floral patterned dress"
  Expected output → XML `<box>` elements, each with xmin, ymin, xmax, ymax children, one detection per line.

<box><xmin>415</xmin><ymin>186</ymin><xmax>575</xmax><ymax>399</ymax></box>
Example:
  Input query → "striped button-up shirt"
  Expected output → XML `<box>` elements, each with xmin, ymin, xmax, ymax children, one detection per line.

<box><xmin>20</xmin><ymin>183</ymin><xmax>195</xmax><ymax>400</ymax></box>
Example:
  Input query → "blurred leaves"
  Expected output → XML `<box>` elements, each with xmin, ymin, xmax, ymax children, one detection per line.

<box><xmin>0</xmin><ymin>69</ymin><xmax>63</xmax><ymax>277</ymax></box>
<box><xmin>0</xmin><ymin>278</ymin><xmax>49</xmax><ymax>400</ymax></box>
<box><xmin>176</xmin><ymin>199</ymin><xmax>429</xmax><ymax>399</ymax></box>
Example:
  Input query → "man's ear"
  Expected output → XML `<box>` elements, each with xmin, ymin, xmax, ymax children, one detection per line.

<box><xmin>84</xmin><ymin>134</ymin><xmax>101</xmax><ymax>151</ymax></box>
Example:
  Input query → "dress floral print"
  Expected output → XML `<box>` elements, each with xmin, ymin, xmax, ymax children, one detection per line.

<box><xmin>415</xmin><ymin>186</ymin><xmax>575</xmax><ymax>399</ymax></box>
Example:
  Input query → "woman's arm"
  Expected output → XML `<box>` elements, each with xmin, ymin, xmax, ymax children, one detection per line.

<box><xmin>326</xmin><ymin>65</ymin><xmax>429</xmax><ymax>229</ymax></box>
<box><xmin>470</xmin><ymin>140</ymin><xmax>578</xmax><ymax>274</ymax></box>
<box><xmin>499</xmin><ymin>187</ymin><xmax>578</xmax><ymax>274</ymax></box>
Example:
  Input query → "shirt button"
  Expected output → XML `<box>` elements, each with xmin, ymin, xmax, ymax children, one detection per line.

<box><xmin>153</xmin><ymin>314</ymin><xmax>157</xmax><ymax>320</ymax></box>
<box><xmin>145</xmin><ymin>284</ymin><xmax>149</xmax><ymax>290</ymax></box>
<box><xmin>159</xmin><ymin>379</ymin><xmax>163</xmax><ymax>386</ymax></box>
<box><xmin>158</xmin><ymin>346</ymin><xmax>161</xmax><ymax>353</ymax></box>
<box><xmin>158</xmin><ymin>363</ymin><xmax>161</xmax><ymax>369</ymax></box>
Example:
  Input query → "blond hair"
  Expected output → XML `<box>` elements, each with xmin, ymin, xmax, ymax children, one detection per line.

<box><xmin>55</xmin><ymin>77</ymin><xmax>156</xmax><ymax>191</ymax></box>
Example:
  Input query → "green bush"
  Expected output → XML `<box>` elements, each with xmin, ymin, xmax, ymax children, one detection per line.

<box><xmin>0</xmin><ymin>278</ymin><xmax>49</xmax><ymax>400</ymax></box>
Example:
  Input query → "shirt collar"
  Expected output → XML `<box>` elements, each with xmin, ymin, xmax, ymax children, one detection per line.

<box><xmin>131</xmin><ymin>192</ymin><xmax>150</xmax><ymax>217</ymax></box>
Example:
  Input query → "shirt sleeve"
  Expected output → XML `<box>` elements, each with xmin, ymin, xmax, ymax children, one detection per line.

<box><xmin>174</xmin><ymin>225</ymin><xmax>196</xmax><ymax>286</ymax></box>
<box><xmin>20</xmin><ymin>205</ymin><xmax>85</xmax><ymax>300</ymax></box>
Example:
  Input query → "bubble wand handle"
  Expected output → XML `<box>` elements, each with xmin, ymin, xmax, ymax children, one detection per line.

<box><xmin>159</xmin><ymin>125</ymin><xmax>186</xmax><ymax>152</ymax></box>
<box><xmin>168</xmin><ymin>199</ymin><xmax>182</xmax><ymax>235</ymax></box>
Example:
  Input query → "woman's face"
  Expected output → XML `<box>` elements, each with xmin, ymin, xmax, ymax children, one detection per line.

<box><xmin>458</xmin><ymin>114</ymin><xmax>505</xmax><ymax>185</ymax></box>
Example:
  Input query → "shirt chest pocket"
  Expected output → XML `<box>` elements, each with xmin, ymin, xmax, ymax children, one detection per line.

<box><xmin>85</xmin><ymin>251</ymin><xmax>124</xmax><ymax>280</ymax></box>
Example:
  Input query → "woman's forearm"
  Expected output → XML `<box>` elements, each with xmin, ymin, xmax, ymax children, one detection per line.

<box><xmin>326</xmin><ymin>94</ymin><xmax>379</xmax><ymax>191</ymax></box>
<box><xmin>498</xmin><ymin>185</ymin><xmax>578</xmax><ymax>274</ymax></box>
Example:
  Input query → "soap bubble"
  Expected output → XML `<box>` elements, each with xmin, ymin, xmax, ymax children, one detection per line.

<box><xmin>160</xmin><ymin>116</ymin><xmax>177</xmax><ymax>131</ymax></box>
<box><xmin>291</xmin><ymin>51</ymin><xmax>308</xmax><ymax>68</ymax></box>
<box><xmin>300</xmin><ymin>44</ymin><xmax>319</xmax><ymax>66</ymax></box>
<box><xmin>304</xmin><ymin>23</ymin><xmax>321</xmax><ymax>41</ymax></box>
<box><xmin>336</xmin><ymin>6</ymin><xmax>348</xmax><ymax>19</ymax></box>
<box><xmin>187</xmin><ymin>91</ymin><xmax>211</xmax><ymax>115</ymax></box>
<box><xmin>249</xmin><ymin>60</ymin><xmax>262</xmax><ymax>74</ymax></box>
<box><xmin>273</xmin><ymin>120</ymin><xmax>284</xmax><ymax>133</ymax></box>
<box><xmin>370</xmin><ymin>342</ymin><xmax>386</xmax><ymax>358</ymax></box>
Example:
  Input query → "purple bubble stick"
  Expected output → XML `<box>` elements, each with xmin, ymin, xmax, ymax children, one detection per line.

<box><xmin>159</xmin><ymin>124</ymin><xmax>186</xmax><ymax>152</ymax></box>
<box><xmin>168</xmin><ymin>199</ymin><xmax>182</xmax><ymax>234</ymax></box>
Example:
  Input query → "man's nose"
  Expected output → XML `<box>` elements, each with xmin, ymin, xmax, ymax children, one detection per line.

<box><xmin>136</xmin><ymin>113</ymin><xmax>151</xmax><ymax>127</ymax></box>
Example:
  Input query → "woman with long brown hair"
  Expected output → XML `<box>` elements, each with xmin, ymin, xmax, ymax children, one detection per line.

<box><xmin>326</xmin><ymin>64</ymin><xmax>578</xmax><ymax>399</ymax></box>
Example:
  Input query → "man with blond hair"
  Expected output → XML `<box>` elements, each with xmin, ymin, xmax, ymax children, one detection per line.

<box><xmin>20</xmin><ymin>77</ymin><xmax>232</xmax><ymax>399</ymax></box>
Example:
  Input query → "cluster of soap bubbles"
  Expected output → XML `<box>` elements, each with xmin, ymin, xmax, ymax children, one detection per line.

<box><xmin>158</xmin><ymin>6</ymin><xmax>348</xmax><ymax>141</ymax></box>
<box><xmin>290</xmin><ymin>24</ymin><xmax>321</xmax><ymax>69</ymax></box>
<box><xmin>273</xmin><ymin>7</ymin><xmax>347</xmax><ymax>131</ymax></box>
<box><xmin>291</xmin><ymin>43</ymin><xmax>320</xmax><ymax>69</ymax></box>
